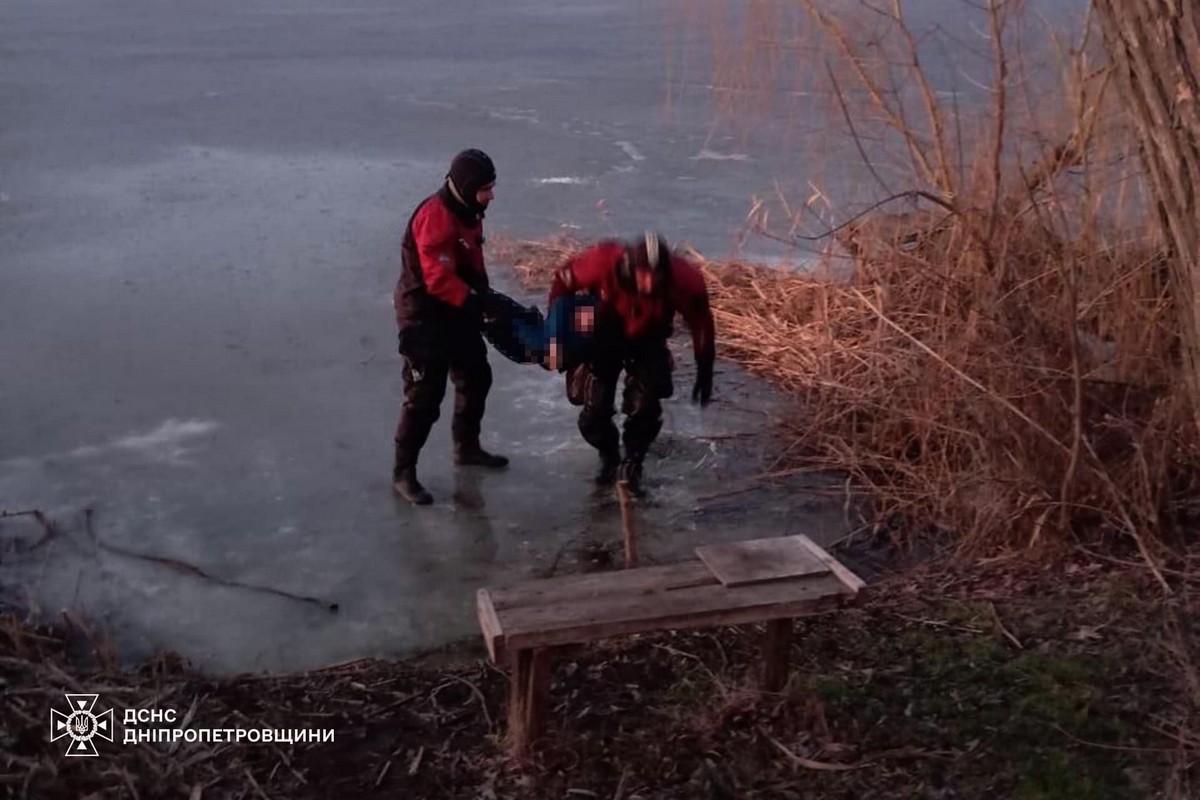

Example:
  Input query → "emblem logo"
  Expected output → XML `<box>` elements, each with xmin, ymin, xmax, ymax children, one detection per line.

<box><xmin>50</xmin><ymin>694</ymin><xmax>114</xmax><ymax>757</ymax></box>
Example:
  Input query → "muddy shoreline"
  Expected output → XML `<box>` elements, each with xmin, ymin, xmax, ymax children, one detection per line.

<box><xmin>2</xmin><ymin>542</ymin><xmax>1185</xmax><ymax>799</ymax></box>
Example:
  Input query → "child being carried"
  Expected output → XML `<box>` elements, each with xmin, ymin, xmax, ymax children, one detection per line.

<box><xmin>480</xmin><ymin>289</ymin><xmax>598</xmax><ymax>373</ymax></box>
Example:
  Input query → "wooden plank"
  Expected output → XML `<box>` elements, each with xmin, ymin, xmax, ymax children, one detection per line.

<box><xmin>616</xmin><ymin>481</ymin><xmax>638</xmax><ymax>568</ymax></box>
<box><xmin>476</xmin><ymin>589</ymin><xmax>504</xmax><ymax>663</ymax></box>
<box><xmin>760</xmin><ymin>618</ymin><xmax>793</xmax><ymax>692</ymax></box>
<box><xmin>504</xmin><ymin>593</ymin><xmax>845</xmax><ymax>653</ymax></box>
<box><xmin>503</xmin><ymin>570</ymin><xmax>846</xmax><ymax>634</ymax></box>
<box><xmin>503</xmin><ymin>570</ymin><xmax>846</xmax><ymax>632</ymax></box>
<box><xmin>499</xmin><ymin>572</ymin><xmax>850</xmax><ymax>652</ymax></box>
<box><xmin>506</xmin><ymin>648</ymin><xmax>555</xmax><ymax>757</ymax></box>
<box><xmin>796</xmin><ymin>535</ymin><xmax>867</xmax><ymax>594</ymax></box>
<box><xmin>487</xmin><ymin>561</ymin><xmax>716</xmax><ymax>612</ymax></box>
<box><xmin>695</xmin><ymin>535</ymin><xmax>830</xmax><ymax>587</ymax></box>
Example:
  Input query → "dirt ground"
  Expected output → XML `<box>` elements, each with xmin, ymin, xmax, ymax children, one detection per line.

<box><xmin>3</xmin><ymin>538</ymin><xmax>1196</xmax><ymax>800</ymax></box>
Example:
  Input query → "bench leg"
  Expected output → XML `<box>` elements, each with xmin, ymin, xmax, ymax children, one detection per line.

<box><xmin>760</xmin><ymin>618</ymin><xmax>793</xmax><ymax>692</ymax></box>
<box><xmin>506</xmin><ymin>647</ymin><xmax>555</xmax><ymax>757</ymax></box>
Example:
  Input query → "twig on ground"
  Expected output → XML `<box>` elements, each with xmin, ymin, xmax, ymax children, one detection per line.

<box><xmin>1050</xmin><ymin>723</ymin><xmax>1179</xmax><ymax>754</ymax></box>
<box><xmin>244</xmin><ymin>768</ymin><xmax>271</xmax><ymax>800</ymax></box>
<box><xmin>891</xmin><ymin>613</ymin><xmax>985</xmax><ymax>635</ymax></box>
<box><xmin>612</xmin><ymin>765</ymin><xmax>630</xmax><ymax>800</ymax></box>
<box><xmin>989</xmin><ymin>602</ymin><xmax>1024</xmax><ymax>649</ymax></box>
<box><xmin>766</xmin><ymin>732</ymin><xmax>864</xmax><ymax>771</ymax></box>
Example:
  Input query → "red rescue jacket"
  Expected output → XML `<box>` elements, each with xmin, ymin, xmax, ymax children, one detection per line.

<box><xmin>548</xmin><ymin>240</ymin><xmax>716</xmax><ymax>369</ymax></box>
<box><xmin>394</xmin><ymin>187</ymin><xmax>488</xmax><ymax>328</ymax></box>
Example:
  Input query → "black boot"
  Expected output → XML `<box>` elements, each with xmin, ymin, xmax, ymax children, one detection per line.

<box><xmin>454</xmin><ymin>443</ymin><xmax>509</xmax><ymax>469</ymax></box>
<box><xmin>617</xmin><ymin>458</ymin><xmax>645</xmax><ymax>497</ymax></box>
<box><xmin>393</xmin><ymin>466</ymin><xmax>433</xmax><ymax>505</ymax></box>
<box><xmin>595</xmin><ymin>448</ymin><xmax>621</xmax><ymax>485</ymax></box>
<box><xmin>393</xmin><ymin>441</ymin><xmax>433</xmax><ymax>505</ymax></box>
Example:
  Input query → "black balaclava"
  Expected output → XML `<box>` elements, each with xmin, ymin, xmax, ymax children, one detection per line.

<box><xmin>445</xmin><ymin>149</ymin><xmax>496</xmax><ymax>219</ymax></box>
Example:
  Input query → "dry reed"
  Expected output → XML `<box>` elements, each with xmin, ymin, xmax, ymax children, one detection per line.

<box><xmin>660</xmin><ymin>0</ymin><xmax>1200</xmax><ymax>569</ymax></box>
<box><xmin>492</xmin><ymin>215</ymin><xmax>1191</xmax><ymax>566</ymax></box>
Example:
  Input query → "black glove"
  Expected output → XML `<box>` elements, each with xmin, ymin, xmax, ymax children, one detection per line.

<box><xmin>481</xmin><ymin>289</ymin><xmax>509</xmax><ymax>322</ymax></box>
<box><xmin>692</xmin><ymin>357</ymin><xmax>713</xmax><ymax>407</ymax></box>
<box><xmin>462</xmin><ymin>289</ymin><xmax>485</xmax><ymax>323</ymax></box>
<box><xmin>518</xmin><ymin>302</ymin><xmax>545</xmax><ymax>326</ymax></box>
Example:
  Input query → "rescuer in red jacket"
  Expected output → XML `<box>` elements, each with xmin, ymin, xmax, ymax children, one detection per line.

<box><xmin>392</xmin><ymin>149</ymin><xmax>508</xmax><ymax>506</ymax></box>
<box><xmin>548</xmin><ymin>232</ymin><xmax>716</xmax><ymax>495</ymax></box>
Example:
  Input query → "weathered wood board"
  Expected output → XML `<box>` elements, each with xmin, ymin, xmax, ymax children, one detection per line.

<box><xmin>477</xmin><ymin>534</ymin><xmax>866</xmax><ymax>755</ymax></box>
<box><xmin>695</xmin><ymin>534</ymin><xmax>831</xmax><ymax>587</ymax></box>
<box><xmin>477</xmin><ymin>535</ymin><xmax>862</xmax><ymax>664</ymax></box>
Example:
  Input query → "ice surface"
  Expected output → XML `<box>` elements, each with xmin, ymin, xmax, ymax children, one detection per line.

<box><xmin>0</xmin><ymin>0</ymin><xmax>1079</xmax><ymax>673</ymax></box>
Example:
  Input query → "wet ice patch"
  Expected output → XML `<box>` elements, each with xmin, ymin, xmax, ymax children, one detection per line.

<box><xmin>70</xmin><ymin>418</ymin><xmax>219</xmax><ymax>464</ymax></box>
<box><xmin>614</xmin><ymin>141</ymin><xmax>645</xmax><ymax>162</ymax></box>
<box><xmin>111</xmin><ymin>419</ymin><xmax>218</xmax><ymax>454</ymax></box>
<box><xmin>531</xmin><ymin>177</ymin><xmax>591</xmax><ymax>185</ymax></box>
<box><xmin>486</xmin><ymin>107</ymin><xmax>539</xmax><ymax>123</ymax></box>
<box><xmin>736</xmin><ymin>252</ymin><xmax>821</xmax><ymax>272</ymax></box>
<box><xmin>48</xmin><ymin>145</ymin><xmax>431</xmax><ymax>243</ymax></box>
<box><xmin>691</xmin><ymin>149</ymin><xmax>751</xmax><ymax>162</ymax></box>
<box><xmin>406</xmin><ymin>96</ymin><xmax>456</xmax><ymax>110</ymax></box>
<box><xmin>543</xmin><ymin>440</ymin><xmax>581</xmax><ymax>455</ymax></box>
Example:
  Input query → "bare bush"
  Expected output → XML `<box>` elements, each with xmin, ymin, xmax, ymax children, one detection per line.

<box><xmin>590</xmin><ymin>2</ymin><xmax>1200</xmax><ymax>571</ymax></box>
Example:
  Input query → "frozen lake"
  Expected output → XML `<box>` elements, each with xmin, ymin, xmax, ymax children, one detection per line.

<box><xmin>0</xmin><ymin>0</ymin><xmax>1077</xmax><ymax>673</ymax></box>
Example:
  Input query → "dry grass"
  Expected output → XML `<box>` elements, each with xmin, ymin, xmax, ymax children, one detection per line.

<box><xmin>492</xmin><ymin>219</ymin><xmax>1200</xmax><ymax>795</ymax></box>
<box><xmin>491</xmin><ymin>213</ymin><xmax>1193</xmax><ymax>566</ymax></box>
<box><xmin>674</xmin><ymin>2</ymin><xmax>1200</xmax><ymax>791</ymax></box>
<box><xmin>672</xmin><ymin>0</ymin><xmax>1200</xmax><ymax>565</ymax></box>
<box><xmin>498</xmin><ymin>3</ymin><xmax>1200</xmax><ymax>793</ymax></box>
<box><xmin>493</xmin><ymin>11</ymin><xmax>1200</xmax><ymax>785</ymax></box>
<box><xmin>495</xmin><ymin>0</ymin><xmax>1200</xmax><ymax>589</ymax></box>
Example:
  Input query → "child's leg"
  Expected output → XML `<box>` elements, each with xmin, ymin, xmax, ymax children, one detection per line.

<box><xmin>481</xmin><ymin>289</ymin><xmax>550</xmax><ymax>365</ymax></box>
<box><xmin>545</xmin><ymin>337</ymin><xmax>562</xmax><ymax>371</ymax></box>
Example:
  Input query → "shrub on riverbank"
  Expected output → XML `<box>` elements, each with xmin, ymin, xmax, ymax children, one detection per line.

<box><xmin>497</xmin><ymin>0</ymin><xmax>1200</xmax><ymax>574</ymax></box>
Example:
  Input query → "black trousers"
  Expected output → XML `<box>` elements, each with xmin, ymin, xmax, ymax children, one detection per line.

<box><xmin>567</xmin><ymin>327</ymin><xmax>674</xmax><ymax>463</ymax></box>
<box><xmin>394</xmin><ymin>323</ymin><xmax>493</xmax><ymax>471</ymax></box>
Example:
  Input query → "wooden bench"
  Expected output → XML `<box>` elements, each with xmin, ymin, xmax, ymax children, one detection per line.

<box><xmin>476</xmin><ymin>534</ymin><xmax>865</xmax><ymax>755</ymax></box>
